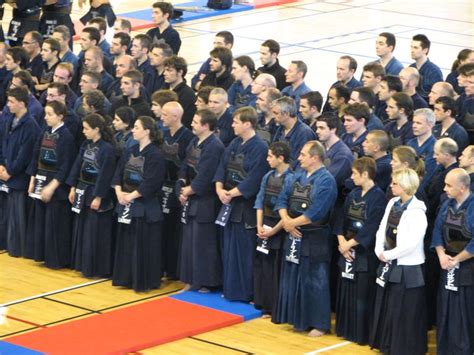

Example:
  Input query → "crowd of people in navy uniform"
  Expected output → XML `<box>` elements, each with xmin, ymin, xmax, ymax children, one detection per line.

<box><xmin>0</xmin><ymin>0</ymin><xmax>473</xmax><ymax>354</ymax></box>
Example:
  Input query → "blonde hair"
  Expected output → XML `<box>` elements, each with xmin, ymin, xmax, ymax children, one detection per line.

<box><xmin>392</xmin><ymin>168</ymin><xmax>419</xmax><ymax>196</ymax></box>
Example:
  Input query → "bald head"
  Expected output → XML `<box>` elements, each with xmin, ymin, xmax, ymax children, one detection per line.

<box><xmin>444</xmin><ymin>168</ymin><xmax>471</xmax><ymax>200</ymax></box>
<box><xmin>162</xmin><ymin>101</ymin><xmax>184</xmax><ymax>120</ymax></box>
<box><xmin>251</xmin><ymin>73</ymin><xmax>277</xmax><ymax>95</ymax></box>
<box><xmin>429</xmin><ymin>81</ymin><xmax>455</xmax><ymax>105</ymax></box>
<box><xmin>115</xmin><ymin>55</ymin><xmax>136</xmax><ymax>78</ymax></box>
<box><xmin>399</xmin><ymin>67</ymin><xmax>419</xmax><ymax>91</ymax></box>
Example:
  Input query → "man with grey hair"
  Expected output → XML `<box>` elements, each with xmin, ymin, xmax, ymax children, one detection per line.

<box><xmin>208</xmin><ymin>87</ymin><xmax>234</xmax><ymax>146</ymax></box>
<box><xmin>428</xmin><ymin>81</ymin><xmax>456</xmax><ymax>106</ymax></box>
<box><xmin>250</xmin><ymin>73</ymin><xmax>277</xmax><ymax>99</ymax></box>
<box><xmin>399</xmin><ymin>67</ymin><xmax>429</xmax><ymax>110</ymax></box>
<box><xmin>407</xmin><ymin>108</ymin><xmax>438</xmax><ymax>184</ymax></box>
<box><xmin>433</xmin><ymin>96</ymin><xmax>469</xmax><ymax>154</ymax></box>
<box><xmin>431</xmin><ymin>167</ymin><xmax>474</xmax><ymax>355</ymax></box>
<box><xmin>255</xmin><ymin>87</ymin><xmax>281</xmax><ymax>143</ymax></box>
<box><xmin>272</xmin><ymin>96</ymin><xmax>316</xmax><ymax>167</ymax></box>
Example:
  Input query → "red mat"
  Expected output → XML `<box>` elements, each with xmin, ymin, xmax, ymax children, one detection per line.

<box><xmin>5</xmin><ymin>298</ymin><xmax>242</xmax><ymax>354</ymax></box>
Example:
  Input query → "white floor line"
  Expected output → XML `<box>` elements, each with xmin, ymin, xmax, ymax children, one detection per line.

<box><xmin>305</xmin><ymin>341</ymin><xmax>352</xmax><ymax>354</ymax></box>
<box><xmin>1</xmin><ymin>279</ymin><xmax>108</xmax><ymax>307</ymax></box>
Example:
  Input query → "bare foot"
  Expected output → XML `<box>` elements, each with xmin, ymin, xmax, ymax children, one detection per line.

<box><xmin>308</xmin><ymin>328</ymin><xmax>325</xmax><ymax>337</ymax></box>
<box><xmin>179</xmin><ymin>284</ymin><xmax>192</xmax><ymax>293</ymax></box>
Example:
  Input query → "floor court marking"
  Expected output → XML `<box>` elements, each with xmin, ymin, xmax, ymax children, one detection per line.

<box><xmin>5</xmin><ymin>315</ymin><xmax>46</xmax><ymax>329</ymax></box>
<box><xmin>189</xmin><ymin>336</ymin><xmax>254</xmax><ymax>354</ymax></box>
<box><xmin>305</xmin><ymin>340</ymin><xmax>352</xmax><ymax>354</ymax></box>
<box><xmin>42</xmin><ymin>297</ymin><xmax>101</xmax><ymax>314</ymax></box>
<box><xmin>1</xmin><ymin>279</ymin><xmax>109</xmax><ymax>307</ymax></box>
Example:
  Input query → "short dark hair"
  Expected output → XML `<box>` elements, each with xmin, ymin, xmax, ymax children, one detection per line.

<box><xmin>53</xmin><ymin>25</ymin><xmax>71</xmax><ymax>41</ymax></box>
<box><xmin>343</xmin><ymin>102</ymin><xmax>371</xmax><ymax>124</ymax></box>
<box><xmin>332</xmin><ymin>83</ymin><xmax>351</xmax><ymax>103</ymax></box>
<box><xmin>151</xmin><ymin>89</ymin><xmax>178</xmax><ymax>106</ymax></box>
<box><xmin>164</xmin><ymin>55</ymin><xmax>187</xmax><ymax>77</ymax></box>
<box><xmin>317</xmin><ymin>112</ymin><xmax>341</xmax><ymax>131</ymax></box>
<box><xmin>114</xmin><ymin>32</ymin><xmax>131</xmax><ymax>48</ymax></box>
<box><xmin>117</xmin><ymin>18</ymin><xmax>132</xmax><ymax>32</ymax></box>
<box><xmin>435</xmin><ymin>96</ymin><xmax>458</xmax><ymax>117</ymax></box>
<box><xmin>123</xmin><ymin>69</ymin><xmax>144</xmax><ymax>85</ymax></box>
<box><xmin>261</xmin><ymin>39</ymin><xmax>280</xmax><ymax>55</ymax></box>
<box><xmin>197</xmin><ymin>86</ymin><xmax>215</xmax><ymax>104</ymax></box>
<box><xmin>234</xmin><ymin>106</ymin><xmax>258</xmax><ymax>129</ymax></box>
<box><xmin>82</xmin><ymin>27</ymin><xmax>101</xmax><ymax>45</ymax></box>
<box><xmin>353</xmin><ymin>87</ymin><xmax>376</xmax><ymax>108</ymax></box>
<box><xmin>291</xmin><ymin>60</ymin><xmax>308</xmax><ymax>78</ymax></box>
<box><xmin>82</xmin><ymin>70</ymin><xmax>102</xmax><ymax>85</ymax></box>
<box><xmin>133</xmin><ymin>34</ymin><xmax>152</xmax><ymax>52</ymax></box>
<box><xmin>269</xmin><ymin>141</ymin><xmax>291</xmax><ymax>163</ymax></box>
<box><xmin>7</xmin><ymin>47</ymin><xmax>28</xmax><ymax>68</ymax></box>
<box><xmin>196</xmin><ymin>108</ymin><xmax>217</xmax><ymax>131</ymax></box>
<box><xmin>300</xmin><ymin>91</ymin><xmax>323</xmax><ymax>112</ymax></box>
<box><xmin>382</xmin><ymin>74</ymin><xmax>403</xmax><ymax>92</ymax></box>
<box><xmin>379</xmin><ymin>32</ymin><xmax>396</xmax><ymax>49</ymax></box>
<box><xmin>340</xmin><ymin>55</ymin><xmax>357</xmax><ymax>72</ymax></box>
<box><xmin>43</xmin><ymin>38</ymin><xmax>61</xmax><ymax>54</ymax></box>
<box><xmin>48</xmin><ymin>82</ymin><xmax>69</xmax><ymax>96</ymax></box>
<box><xmin>26</xmin><ymin>31</ymin><xmax>43</xmax><ymax>46</ymax></box>
<box><xmin>363</xmin><ymin>62</ymin><xmax>385</xmax><ymax>78</ymax></box>
<box><xmin>216</xmin><ymin>31</ymin><xmax>234</xmax><ymax>46</ymax></box>
<box><xmin>210</xmin><ymin>47</ymin><xmax>233</xmax><ymax>71</ymax></box>
<box><xmin>45</xmin><ymin>100</ymin><xmax>67</xmax><ymax>119</ymax></box>
<box><xmin>84</xmin><ymin>89</ymin><xmax>106</xmax><ymax>110</ymax></box>
<box><xmin>151</xmin><ymin>42</ymin><xmax>173</xmax><ymax>57</ymax></box>
<box><xmin>352</xmin><ymin>157</ymin><xmax>377</xmax><ymax>180</ymax></box>
<box><xmin>115</xmin><ymin>106</ymin><xmax>136</xmax><ymax>129</ymax></box>
<box><xmin>88</xmin><ymin>17</ymin><xmax>107</xmax><ymax>34</ymax></box>
<box><xmin>7</xmin><ymin>86</ymin><xmax>29</xmax><ymax>106</ymax></box>
<box><xmin>391</xmin><ymin>92</ymin><xmax>414</xmax><ymax>118</ymax></box>
<box><xmin>152</xmin><ymin>1</ymin><xmax>174</xmax><ymax>18</ymax></box>
<box><xmin>13</xmin><ymin>70</ymin><xmax>34</xmax><ymax>91</ymax></box>
<box><xmin>412</xmin><ymin>34</ymin><xmax>431</xmax><ymax>52</ymax></box>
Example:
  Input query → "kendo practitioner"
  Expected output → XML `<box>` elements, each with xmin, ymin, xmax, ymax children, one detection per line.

<box><xmin>273</xmin><ymin>140</ymin><xmax>337</xmax><ymax>337</ymax></box>
<box><xmin>25</xmin><ymin>101</ymin><xmax>75</xmax><ymax>268</ymax></box>
<box><xmin>254</xmin><ymin>141</ymin><xmax>293</xmax><ymax>316</ymax></box>
<box><xmin>160</xmin><ymin>101</ymin><xmax>194</xmax><ymax>280</ymax></box>
<box><xmin>0</xmin><ymin>87</ymin><xmax>40</xmax><ymax>257</ymax></box>
<box><xmin>112</xmin><ymin>116</ymin><xmax>165</xmax><ymax>292</ymax></box>
<box><xmin>213</xmin><ymin>106</ymin><xmax>269</xmax><ymax>302</ymax></box>
<box><xmin>146</xmin><ymin>2</ymin><xmax>181</xmax><ymax>55</ymax></box>
<box><xmin>384</xmin><ymin>92</ymin><xmax>415</xmax><ymax>148</ymax></box>
<box><xmin>67</xmin><ymin>113</ymin><xmax>116</xmax><ymax>278</ymax></box>
<box><xmin>334</xmin><ymin>157</ymin><xmax>387</xmax><ymax>345</ymax></box>
<box><xmin>341</xmin><ymin>102</ymin><xmax>370</xmax><ymax>159</ymax></box>
<box><xmin>0</xmin><ymin>2</ymin><xmax>5</xmax><ymax>42</ymax></box>
<box><xmin>432</xmin><ymin>168</ymin><xmax>474</xmax><ymax>355</ymax></box>
<box><xmin>370</xmin><ymin>168</ymin><xmax>428</xmax><ymax>355</ymax></box>
<box><xmin>361</xmin><ymin>130</ymin><xmax>392</xmax><ymax>192</ymax></box>
<box><xmin>255</xmin><ymin>87</ymin><xmax>281</xmax><ymax>145</ymax></box>
<box><xmin>5</xmin><ymin>0</ymin><xmax>42</xmax><ymax>47</ymax></box>
<box><xmin>39</xmin><ymin>0</ymin><xmax>74</xmax><ymax>44</ymax></box>
<box><xmin>79</xmin><ymin>0</ymin><xmax>116</xmax><ymax>31</ymax></box>
<box><xmin>459</xmin><ymin>145</ymin><xmax>474</xmax><ymax>190</ymax></box>
<box><xmin>177</xmin><ymin>109</ymin><xmax>225</xmax><ymax>292</ymax></box>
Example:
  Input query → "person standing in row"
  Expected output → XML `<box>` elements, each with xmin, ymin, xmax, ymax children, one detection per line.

<box><xmin>26</xmin><ymin>101</ymin><xmax>76</xmax><ymax>268</ymax></box>
<box><xmin>432</xmin><ymin>168</ymin><xmax>474</xmax><ymax>355</ymax></box>
<box><xmin>214</xmin><ymin>106</ymin><xmax>269</xmax><ymax>302</ymax></box>
<box><xmin>67</xmin><ymin>113</ymin><xmax>116</xmax><ymax>278</ymax></box>
<box><xmin>254</xmin><ymin>141</ymin><xmax>293</xmax><ymax>317</ymax></box>
<box><xmin>274</xmin><ymin>140</ymin><xmax>337</xmax><ymax>337</ymax></box>
<box><xmin>112</xmin><ymin>116</ymin><xmax>165</xmax><ymax>292</ymax></box>
<box><xmin>370</xmin><ymin>168</ymin><xmax>428</xmax><ymax>355</ymax></box>
<box><xmin>335</xmin><ymin>157</ymin><xmax>387</xmax><ymax>344</ymax></box>
<box><xmin>178</xmin><ymin>109</ymin><xmax>225</xmax><ymax>292</ymax></box>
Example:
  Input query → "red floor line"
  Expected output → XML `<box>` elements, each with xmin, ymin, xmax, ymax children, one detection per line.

<box><xmin>6</xmin><ymin>316</ymin><xmax>46</xmax><ymax>329</ymax></box>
